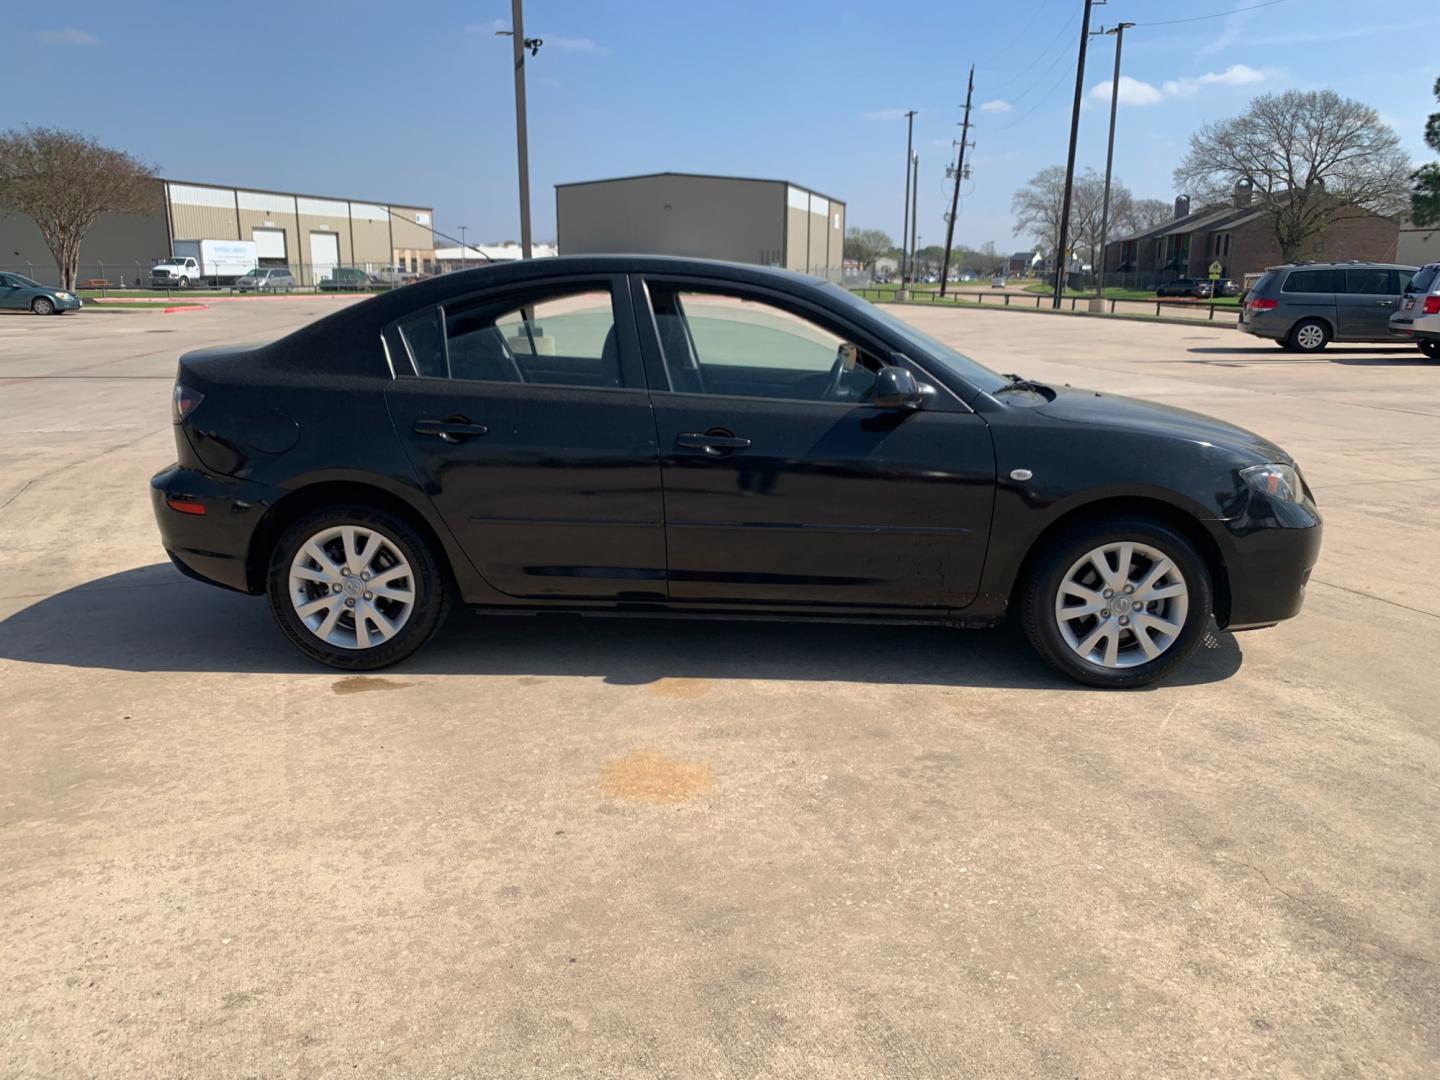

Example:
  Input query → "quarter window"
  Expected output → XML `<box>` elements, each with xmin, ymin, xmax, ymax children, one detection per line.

<box><xmin>647</xmin><ymin>286</ymin><xmax>880</xmax><ymax>402</ymax></box>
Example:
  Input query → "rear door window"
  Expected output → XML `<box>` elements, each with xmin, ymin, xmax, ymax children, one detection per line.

<box><xmin>1282</xmin><ymin>269</ymin><xmax>1343</xmax><ymax>293</ymax></box>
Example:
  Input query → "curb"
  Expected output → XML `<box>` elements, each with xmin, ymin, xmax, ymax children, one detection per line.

<box><xmin>868</xmin><ymin>298</ymin><xmax>1242</xmax><ymax>330</ymax></box>
<box><xmin>164</xmin><ymin>303</ymin><xmax>210</xmax><ymax>315</ymax></box>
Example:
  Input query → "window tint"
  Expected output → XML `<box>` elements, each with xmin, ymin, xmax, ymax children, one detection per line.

<box><xmin>649</xmin><ymin>287</ymin><xmax>879</xmax><ymax>402</ymax></box>
<box><xmin>1344</xmin><ymin>268</ymin><xmax>1397</xmax><ymax>295</ymax></box>
<box><xmin>1281</xmin><ymin>269</ymin><xmax>1342</xmax><ymax>293</ymax></box>
<box><xmin>451</xmin><ymin>288</ymin><xmax>619</xmax><ymax>386</ymax></box>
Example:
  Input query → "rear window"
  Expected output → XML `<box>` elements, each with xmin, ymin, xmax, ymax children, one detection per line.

<box><xmin>1410</xmin><ymin>264</ymin><xmax>1440</xmax><ymax>293</ymax></box>
<box><xmin>1282</xmin><ymin>269</ymin><xmax>1343</xmax><ymax>293</ymax></box>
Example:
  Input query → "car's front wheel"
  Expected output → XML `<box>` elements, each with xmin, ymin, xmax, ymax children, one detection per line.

<box><xmin>1419</xmin><ymin>339</ymin><xmax>1440</xmax><ymax>360</ymax></box>
<box><xmin>1021</xmin><ymin>518</ymin><xmax>1212</xmax><ymax>688</ymax></box>
<box><xmin>266</xmin><ymin>506</ymin><xmax>450</xmax><ymax>670</ymax></box>
<box><xmin>31</xmin><ymin>297</ymin><xmax>55</xmax><ymax>315</ymax></box>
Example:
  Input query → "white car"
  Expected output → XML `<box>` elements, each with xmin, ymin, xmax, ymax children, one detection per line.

<box><xmin>991</xmin><ymin>275</ymin><xmax>1007</xmax><ymax>288</ymax></box>
<box><xmin>149</xmin><ymin>257</ymin><xmax>200</xmax><ymax>288</ymax></box>
<box><xmin>1390</xmin><ymin>262</ymin><xmax>1440</xmax><ymax>360</ymax></box>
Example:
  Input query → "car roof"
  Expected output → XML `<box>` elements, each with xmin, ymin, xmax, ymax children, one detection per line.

<box><xmin>1267</xmin><ymin>261</ymin><xmax>1416</xmax><ymax>271</ymax></box>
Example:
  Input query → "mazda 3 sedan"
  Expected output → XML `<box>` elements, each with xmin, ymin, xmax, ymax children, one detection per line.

<box><xmin>150</xmin><ymin>256</ymin><xmax>1321</xmax><ymax>687</ymax></box>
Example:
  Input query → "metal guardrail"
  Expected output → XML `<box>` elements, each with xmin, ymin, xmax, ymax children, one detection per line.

<box><xmin>850</xmin><ymin>287</ymin><xmax>1243</xmax><ymax>324</ymax></box>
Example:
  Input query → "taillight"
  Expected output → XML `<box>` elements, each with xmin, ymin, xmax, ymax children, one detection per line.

<box><xmin>1424</xmin><ymin>295</ymin><xmax>1440</xmax><ymax>315</ymax></box>
<box><xmin>1247</xmin><ymin>297</ymin><xmax>1278</xmax><ymax>311</ymax></box>
<box><xmin>165</xmin><ymin>497</ymin><xmax>207</xmax><ymax>516</ymax></box>
<box><xmin>173</xmin><ymin>381</ymin><xmax>204</xmax><ymax>423</ymax></box>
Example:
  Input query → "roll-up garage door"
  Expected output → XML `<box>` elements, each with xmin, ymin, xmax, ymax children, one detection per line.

<box><xmin>309</xmin><ymin>232</ymin><xmax>340</xmax><ymax>286</ymax></box>
<box><xmin>253</xmin><ymin>228</ymin><xmax>287</xmax><ymax>264</ymax></box>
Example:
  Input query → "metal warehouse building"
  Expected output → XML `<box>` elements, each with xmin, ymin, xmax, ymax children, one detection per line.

<box><xmin>555</xmin><ymin>172</ymin><xmax>846</xmax><ymax>281</ymax></box>
<box><xmin>0</xmin><ymin>178</ymin><xmax>435</xmax><ymax>287</ymax></box>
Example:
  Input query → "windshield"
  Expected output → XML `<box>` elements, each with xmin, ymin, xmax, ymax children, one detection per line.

<box><xmin>823</xmin><ymin>284</ymin><xmax>1010</xmax><ymax>395</ymax></box>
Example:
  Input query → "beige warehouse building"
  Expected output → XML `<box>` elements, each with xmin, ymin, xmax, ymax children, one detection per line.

<box><xmin>0</xmin><ymin>178</ymin><xmax>435</xmax><ymax>287</ymax></box>
<box><xmin>555</xmin><ymin>172</ymin><xmax>846</xmax><ymax>281</ymax></box>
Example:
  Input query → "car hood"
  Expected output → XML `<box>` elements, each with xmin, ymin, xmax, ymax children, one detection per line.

<box><xmin>1031</xmin><ymin>385</ymin><xmax>1292</xmax><ymax>464</ymax></box>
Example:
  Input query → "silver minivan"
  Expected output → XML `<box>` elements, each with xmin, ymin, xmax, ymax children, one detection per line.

<box><xmin>234</xmin><ymin>268</ymin><xmax>297</xmax><ymax>293</ymax></box>
<box><xmin>1388</xmin><ymin>262</ymin><xmax>1440</xmax><ymax>360</ymax></box>
<box><xmin>1239</xmin><ymin>262</ymin><xmax>1417</xmax><ymax>352</ymax></box>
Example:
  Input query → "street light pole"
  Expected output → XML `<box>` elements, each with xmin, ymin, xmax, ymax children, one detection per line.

<box><xmin>910</xmin><ymin>154</ymin><xmax>919</xmax><ymax>283</ymax></box>
<box><xmin>1094</xmin><ymin>21</ymin><xmax>1133</xmax><ymax>306</ymax></box>
<box><xmin>507</xmin><ymin>0</ymin><xmax>536</xmax><ymax>260</ymax></box>
<box><xmin>459</xmin><ymin>225</ymin><xmax>468</xmax><ymax>269</ymax></box>
<box><xmin>900</xmin><ymin>110</ymin><xmax>916</xmax><ymax>289</ymax></box>
<box><xmin>1053</xmin><ymin>0</ymin><xmax>1095</xmax><ymax>309</ymax></box>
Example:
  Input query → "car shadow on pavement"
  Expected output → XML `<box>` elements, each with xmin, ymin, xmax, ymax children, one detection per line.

<box><xmin>1185</xmin><ymin>346</ymin><xmax>1427</xmax><ymax>365</ymax></box>
<box><xmin>0</xmin><ymin>564</ymin><xmax>1243</xmax><ymax>690</ymax></box>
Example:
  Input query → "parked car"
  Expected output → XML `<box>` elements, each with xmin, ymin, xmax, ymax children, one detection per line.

<box><xmin>0</xmin><ymin>272</ymin><xmax>82</xmax><ymax>314</ymax></box>
<box><xmin>150</xmin><ymin>256</ymin><xmax>201</xmax><ymax>289</ymax></box>
<box><xmin>990</xmin><ymin>275</ymin><xmax>1007</xmax><ymax>288</ymax></box>
<box><xmin>1156</xmin><ymin>278</ymin><xmax>1212</xmax><ymax>299</ymax></box>
<box><xmin>1239</xmin><ymin>262</ymin><xmax>1417</xmax><ymax>353</ymax></box>
<box><xmin>1388</xmin><ymin>262</ymin><xmax>1440</xmax><ymax>360</ymax></box>
<box><xmin>319</xmin><ymin>267</ymin><xmax>374</xmax><ymax>292</ymax></box>
<box><xmin>234</xmin><ymin>268</ymin><xmax>297</xmax><ymax>293</ymax></box>
<box><xmin>372</xmin><ymin>266</ymin><xmax>420</xmax><ymax>286</ymax></box>
<box><xmin>1214</xmin><ymin>278</ymin><xmax>1241</xmax><ymax>298</ymax></box>
<box><xmin>151</xmin><ymin>255</ymin><xmax>1321</xmax><ymax>688</ymax></box>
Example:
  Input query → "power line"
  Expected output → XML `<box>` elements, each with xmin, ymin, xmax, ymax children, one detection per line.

<box><xmin>1138</xmin><ymin>0</ymin><xmax>1290</xmax><ymax>27</ymax></box>
<box><xmin>977</xmin><ymin>0</ymin><xmax>1055</xmax><ymax>73</ymax></box>
<box><xmin>976</xmin><ymin>5</ymin><xmax>1081</xmax><ymax>96</ymax></box>
<box><xmin>981</xmin><ymin>59</ymin><xmax>1076</xmax><ymax>135</ymax></box>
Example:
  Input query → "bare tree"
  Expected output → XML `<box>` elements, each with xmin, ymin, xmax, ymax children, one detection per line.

<box><xmin>843</xmin><ymin>227</ymin><xmax>894</xmax><ymax>270</ymax></box>
<box><xmin>0</xmin><ymin>127</ymin><xmax>159</xmax><ymax>290</ymax></box>
<box><xmin>1173</xmin><ymin>89</ymin><xmax>1410</xmax><ymax>262</ymax></box>
<box><xmin>1119</xmin><ymin>197</ymin><xmax>1173</xmax><ymax>235</ymax></box>
<box><xmin>1011</xmin><ymin>165</ymin><xmax>1067</xmax><ymax>258</ymax></box>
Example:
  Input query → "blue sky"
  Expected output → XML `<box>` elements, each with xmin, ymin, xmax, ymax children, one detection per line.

<box><xmin>3</xmin><ymin>1</ymin><xmax>1436</xmax><ymax>252</ymax></box>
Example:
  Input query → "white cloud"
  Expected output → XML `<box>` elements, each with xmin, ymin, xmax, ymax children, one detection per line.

<box><xmin>1163</xmin><ymin>64</ymin><xmax>1267</xmax><ymax>97</ymax></box>
<box><xmin>1089</xmin><ymin>65</ymin><xmax>1268</xmax><ymax>107</ymax></box>
<box><xmin>1089</xmin><ymin>75</ymin><xmax>1166</xmax><ymax>107</ymax></box>
<box><xmin>36</xmin><ymin>28</ymin><xmax>98</xmax><ymax>46</ymax></box>
<box><xmin>860</xmin><ymin>108</ymin><xmax>909</xmax><ymax>121</ymax></box>
<box><xmin>980</xmin><ymin>99</ymin><xmax>1012</xmax><ymax>113</ymax></box>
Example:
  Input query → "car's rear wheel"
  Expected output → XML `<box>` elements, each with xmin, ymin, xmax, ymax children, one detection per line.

<box><xmin>31</xmin><ymin>297</ymin><xmax>54</xmax><ymax>315</ymax></box>
<box><xmin>1021</xmin><ymin>518</ymin><xmax>1212</xmax><ymax>689</ymax></box>
<box><xmin>266</xmin><ymin>506</ymin><xmax>450</xmax><ymax>670</ymax></box>
<box><xmin>1288</xmin><ymin>318</ymin><xmax>1330</xmax><ymax>353</ymax></box>
<box><xmin>1418</xmin><ymin>339</ymin><xmax>1440</xmax><ymax>360</ymax></box>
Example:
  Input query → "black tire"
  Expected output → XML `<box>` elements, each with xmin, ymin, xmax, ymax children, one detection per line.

<box><xmin>266</xmin><ymin>505</ymin><xmax>450</xmax><ymax>670</ymax></box>
<box><xmin>1418</xmin><ymin>339</ymin><xmax>1440</xmax><ymax>360</ymax></box>
<box><xmin>1020</xmin><ymin>517</ymin><xmax>1213</xmax><ymax>689</ymax></box>
<box><xmin>31</xmin><ymin>297</ymin><xmax>55</xmax><ymax>315</ymax></box>
<box><xmin>1286</xmin><ymin>317</ymin><xmax>1330</xmax><ymax>353</ymax></box>
<box><xmin>177</xmin><ymin>277</ymin><xmax>189</xmax><ymax>289</ymax></box>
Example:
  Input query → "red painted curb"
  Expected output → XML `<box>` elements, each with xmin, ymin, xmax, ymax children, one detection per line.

<box><xmin>163</xmin><ymin>303</ymin><xmax>210</xmax><ymax>314</ymax></box>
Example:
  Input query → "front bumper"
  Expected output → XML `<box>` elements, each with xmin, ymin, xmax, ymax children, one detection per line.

<box><xmin>1206</xmin><ymin>501</ymin><xmax>1323</xmax><ymax>630</ymax></box>
<box><xmin>53</xmin><ymin>294</ymin><xmax>83</xmax><ymax>311</ymax></box>
<box><xmin>150</xmin><ymin>464</ymin><xmax>276</xmax><ymax>594</ymax></box>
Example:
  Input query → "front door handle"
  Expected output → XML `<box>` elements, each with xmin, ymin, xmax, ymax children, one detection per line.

<box><xmin>677</xmin><ymin>431</ymin><xmax>752</xmax><ymax>454</ymax></box>
<box><xmin>1377</xmin><ymin>300</ymin><xmax>1394</xmax><ymax>307</ymax></box>
<box><xmin>414</xmin><ymin>418</ymin><xmax>489</xmax><ymax>443</ymax></box>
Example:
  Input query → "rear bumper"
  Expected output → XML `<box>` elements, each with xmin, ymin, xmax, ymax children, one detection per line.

<box><xmin>150</xmin><ymin>464</ymin><xmax>275</xmax><ymax>594</ymax></box>
<box><xmin>1207</xmin><ymin>507</ymin><xmax>1323</xmax><ymax>630</ymax></box>
<box><xmin>1237</xmin><ymin>315</ymin><xmax>1285</xmax><ymax>341</ymax></box>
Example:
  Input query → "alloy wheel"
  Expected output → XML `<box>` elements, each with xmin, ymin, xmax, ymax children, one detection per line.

<box><xmin>1053</xmin><ymin>541</ymin><xmax>1190</xmax><ymax>670</ymax></box>
<box><xmin>287</xmin><ymin>524</ymin><xmax>416</xmax><ymax>649</ymax></box>
<box><xmin>1294</xmin><ymin>323</ymin><xmax>1325</xmax><ymax>350</ymax></box>
<box><xmin>32</xmin><ymin>298</ymin><xmax>54</xmax><ymax>315</ymax></box>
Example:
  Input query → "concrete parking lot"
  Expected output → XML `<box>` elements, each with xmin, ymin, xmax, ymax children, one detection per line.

<box><xmin>2</xmin><ymin>299</ymin><xmax>1437</xmax><ymax>1078</ymax></box>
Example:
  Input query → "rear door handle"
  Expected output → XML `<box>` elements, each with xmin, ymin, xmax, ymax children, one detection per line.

<box><xmin>1377</xmin><ymin>300</ymin><xmax>1394</xmax><ymax>307</ymax></box>
<box><xmin>414</xmin><ymin>418</ymin><xmax>489</xmax><ymax>442</ymax></box>
<box><xmin>677</xmin><ymin>432</ymin><xmax>752</xmax><ymax>453</ymax></box>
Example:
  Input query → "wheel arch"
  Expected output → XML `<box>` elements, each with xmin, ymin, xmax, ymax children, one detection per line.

<box><xmin>244</xmin><ymin>479</ymin><xmax>456</xmax><ymax>596</ymax></box>
<box><xmin>1008</xmin><ymin>495</ymin><xmax>1231</xmax><ymax>626</ymax></box>
<box><xmin>1289</xmin><ymin>314</ymin><xmax>1334</xmax><ymax>344</ymax></box>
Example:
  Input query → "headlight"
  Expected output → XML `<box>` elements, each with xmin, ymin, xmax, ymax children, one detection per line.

<box><xmin>1241</xmin><ymin>463</ymin><xmax>1303</xmax><ymax>502</ymax></box>
<box><xmin>55</xmin><ymin>292</ymin><xmax>72</xmax><ymax>300</ymax></box>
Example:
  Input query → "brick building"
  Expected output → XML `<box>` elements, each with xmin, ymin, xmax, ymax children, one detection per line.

<box><xmin>1103</xmin><ymin>182</ymin><xmax>1400</xmax><ymax>286</ymax></box>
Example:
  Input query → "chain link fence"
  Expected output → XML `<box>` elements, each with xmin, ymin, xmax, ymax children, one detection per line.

<box><xmin>1</xmin><ymin>259</ymin><xmax>444</xmax><ymax>293</ymax></box>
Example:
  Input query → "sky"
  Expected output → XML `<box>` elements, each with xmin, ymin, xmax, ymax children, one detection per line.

<box><xmin>3</xmin><ymin>0</ymin><xmax>1437</xmax><ymax>254</ymax></box>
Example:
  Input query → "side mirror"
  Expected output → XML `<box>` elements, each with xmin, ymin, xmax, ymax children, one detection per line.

<box><xmin>872</xmin><ymin>365</ymin><xmax>924</xmax><ymax>409</ymax></box>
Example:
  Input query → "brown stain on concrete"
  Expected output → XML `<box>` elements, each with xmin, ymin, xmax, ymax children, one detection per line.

<box><xmin>647</xmin><ymin>677</ymin><xmax>712</xmax><ymax>699</ymax></box>
<box><xmin>331</xmin><ymin>676</ymin><xmax>413</xmax><ymax>696</ymax></box>
<box><xmin>600</xmin><ymin>749</ymin><xmax>713</xmax><ymax>804</ymax></box>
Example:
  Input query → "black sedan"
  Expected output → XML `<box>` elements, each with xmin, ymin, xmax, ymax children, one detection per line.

<box><xmin>1156</xmin><ymin>278</ymin><xmax>1212</xmax><ymax>298</ymax></box>
<box><xmin>150</xmin><ymin>256</ymin><xmax>1321</xmax><ymax>687</ymax></box>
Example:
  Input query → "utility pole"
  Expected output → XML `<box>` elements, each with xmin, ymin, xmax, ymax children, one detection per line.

<box><xmin>940</xmin><ymin>65</ymin><xmax>975</xmax><ymax>298</ymax></box>
<box><xmin>900</xmin><ymin>110</ymin><xmax>916</xmax><ymax>290</ymax></box>
<box><xmin>459</xmin><ymin>225</ymin><xmax>468</xmax><ymax>269</ymax></box>
<box><xmin>499</xmin><ymin>0</ymin><xmax>542</xmax><ymax>259</ymax></box>
<box><xmin>1093</xmin><ymin>21</ymin><xmax>1133</xmax><ymax>308</ymax></box>
<box><xmin>910</xmin><ymin>154</ymin><xmax>919</xmax><ymax>283</ymax></box>
<box><xmin>1053</xmin><ymin>0</ymin><xmax>1096</xmax><ymax>308</ymax></box>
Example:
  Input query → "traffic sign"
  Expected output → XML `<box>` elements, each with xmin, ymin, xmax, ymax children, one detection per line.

<box><xmin>1208</xmin><ymin>260</ymin><xmax>1223</xmax><ymax>279</ymax></box>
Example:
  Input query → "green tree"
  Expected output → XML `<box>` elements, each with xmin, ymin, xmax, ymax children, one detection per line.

<box><xmin>1410</xmin><ymin>77</ymin><xmax>1440</xmax><ymax>227</ymax></box>
<box><xmin>843</xmin><ymin>227</ymin><xmax>893</xmax><ymax>269</ymax></box>
<box><xmin>0</xmin><ymin>127</ymin><xmax>159</xmax><ymax>290</ymax></box>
